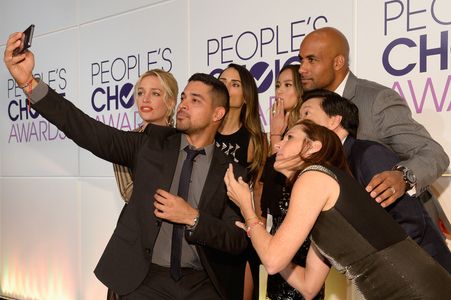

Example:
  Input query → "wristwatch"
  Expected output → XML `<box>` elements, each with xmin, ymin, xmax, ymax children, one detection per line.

<box><xmin>393</xmin><ymin>165</ymin><xmax>417</xmax><ymax>190</ymax></box>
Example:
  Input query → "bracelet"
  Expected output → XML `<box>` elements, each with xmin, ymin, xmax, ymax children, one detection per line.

<box><xmin>20</xmin><ymin>78</ymin><xmax>34</xmax><ymax>112</ymax></box>
<box><xmin>186</xmin><ymin>215</ymin><xmax>199</xmax><ymax>231</ymax></box>
<box><xmin>20</xmin><ymin>78</ymin><xmax>34</xmax><ymax>89</ymax></box>
<box><xmin>245</xmin><ymin>221</ymin><xmax>263</xmax><ymax>237</ymax></box>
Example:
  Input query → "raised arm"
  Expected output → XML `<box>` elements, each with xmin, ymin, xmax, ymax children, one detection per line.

<box><xmin>225</xmin><ymin>164</ymin><xmax>337</xmax><ymax>274</ymax></box>
<box><xmin>4</xmin><ymin>32</ymin><xmax>145</xmax><ymax>168</ymax></box>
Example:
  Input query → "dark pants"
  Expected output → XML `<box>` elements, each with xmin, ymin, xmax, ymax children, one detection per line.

<box><xmin>120</xmin><ymin>264</ymin><xmax>221</xmax><ymax>300</ymax></box>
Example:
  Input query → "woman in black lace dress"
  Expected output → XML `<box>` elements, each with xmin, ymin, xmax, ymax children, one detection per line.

<box><xmin>261</xmin><ymin>65</ymin><xmax>324</xmax><ymax>300</ymax></box>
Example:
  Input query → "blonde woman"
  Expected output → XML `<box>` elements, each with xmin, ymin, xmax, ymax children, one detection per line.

<box><xmin>108</xmin><ymin>69</ymin><xmax>177</xmax><ymax>300</ymax></box>
<box><xmin>113</xmin><ymin>69</ymin><xmax>178</xmax><ymax>202</ymax></box>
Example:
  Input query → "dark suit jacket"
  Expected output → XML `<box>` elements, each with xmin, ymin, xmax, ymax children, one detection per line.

<box><xmin>343</xmin><ymin>136</ymin><xmax>451</xmax><ymax>271</ymax></box>
<box><xmin>33</xmin><ymin>85</ymin><xmax>248</xmax><ymax>300</ymax></box>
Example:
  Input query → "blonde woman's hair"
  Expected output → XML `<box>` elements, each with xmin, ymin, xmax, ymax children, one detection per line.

<box><xmin>134</xmin><ymin>69</ymin><xmax>178</xmax><ymax>126</ymax></box>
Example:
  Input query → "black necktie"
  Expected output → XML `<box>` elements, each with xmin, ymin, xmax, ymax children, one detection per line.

<box><xmin>170</xmin><ymin>146</ymin><xmax>205</xmax><ymax>281</ymax></box>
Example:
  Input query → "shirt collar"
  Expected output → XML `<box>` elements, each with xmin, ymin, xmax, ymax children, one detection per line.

<box><xmin>341</xmin><ymin>135</ymin><xmax>348</xmax><ymax>145</ymax></box>
<box><xmin>334</xmin><ymin>71</ymin><xmax>350</xmax><ymax>96</ymax></box>
<box><xmin>180</xmin><ymin>134</ymin><xmax>214</xmax><ymax>161</ymax></box>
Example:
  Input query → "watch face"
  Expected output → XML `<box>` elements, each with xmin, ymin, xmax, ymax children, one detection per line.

<box><xmin>405</xmin><ymin>170</ymin><xmax>416</xmax><ymax>184</ymax></box>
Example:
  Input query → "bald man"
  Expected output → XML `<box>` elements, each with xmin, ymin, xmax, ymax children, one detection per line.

<box><xmin>298</xmin><ymin>27</ymin><xmax>450</xmax><ymax>231</ymax></box>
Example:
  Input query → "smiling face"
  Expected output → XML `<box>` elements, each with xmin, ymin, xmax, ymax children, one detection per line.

<box><xmin>135</xmin><ymin>75</ymin><xmax>171</xmax><ymax>126</ymax></box>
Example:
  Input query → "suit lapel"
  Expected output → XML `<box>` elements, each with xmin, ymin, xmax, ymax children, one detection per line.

<box><xmin>343</xmin><ymin>71</ymin><xmax>358</xmax><ymax>101</ymax></box>
<box><xmin>159</xmin><ymin>133</ymin><xmax>181</xmax><ymax>191</ymax></box>
<box><xmin>198</xmin><ymin>147</ymin><xmax>228</xmax><ymax>210</ymax></box>
<box><xmin>343</xmin><ymin>136</ymin><xmax>355</xmax><ymax>161</ymax></box>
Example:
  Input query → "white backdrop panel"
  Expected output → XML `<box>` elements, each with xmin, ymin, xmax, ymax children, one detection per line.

<box><xmin>79</xmin><ymin>178</ymin><xmax>124</xmax><ymax>300</ymax></box>
<box><xmin>0</xmin><ymin>178</ymin><xmax>80</xmax><ymax>300</ymax></box>
<box><xmin>190</xmin><ymin>0</ymin><xmax>354</xmax><ymax>132</ymax></box>
<box><xmin>78</xmin><ymin>0</ymin><xmax>188</xmax><ymax>176</ymax></box>
<box><xmin>355</xmin><ymin>0</ymin><xmax>451</xmax><ymax>221</ymax></box>
<box><xmin>79</xmin><ymin>0</ymin><xmax>171</xmax><ymax>25</ymax></box>
<box><xmin>0</xmin><ymin>179</ymin><xmax>2</xmax><ymax>284</ymax></box>
<box><xmin>0</xmin><ymin>1</ymin><xmax>77</xmax><ymax>44</ymax></box>
<box><xmin>1</xmin><ymin>30</ymin><xmax>80</xmax><ymax>177</ymax></box>
<box><xmin>355</xmin><ymin>0</ymin><xmax>451</xmax><ymax>172</ymax></box>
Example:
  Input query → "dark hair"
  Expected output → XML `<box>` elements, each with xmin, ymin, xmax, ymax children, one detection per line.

<box><xmin>219</xmin><ymin>64</ymin><xmax>268</xmax><ymax>183</ymax></box>
<box><xmin>290</xmin><ymin>119</ymin><xmax>351</xmax><ymax>183</ymax></box>
<box><xmin>277</xmin><ymin>64</ymin><xmax>303</xmax><ymax>128</ymax></box>
<box><xmin>188</xmin><ymin>73</ymin><xmax>230</xmax><ymax>115</ymax></box>
<box><xmin>302</xmin><ymin>89</ymin><xmax>359</xmax><ymax>138</ymax></box>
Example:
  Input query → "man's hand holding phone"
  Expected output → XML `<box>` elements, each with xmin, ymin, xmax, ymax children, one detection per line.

<box><xmin>13</xmin><ymin>24</ymin><xmax>34</xmax><ymax>56</ymax></box>
<box><xmin>3</xmin><ymin>26</ymin><xmax>36</xmax><ymax>89</ymax></box>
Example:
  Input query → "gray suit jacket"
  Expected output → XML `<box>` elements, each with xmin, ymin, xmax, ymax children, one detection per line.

<box><xmin>343</xmin><ymin>72</ymin><xmax>449</xmax><ymax>192</ymax></box>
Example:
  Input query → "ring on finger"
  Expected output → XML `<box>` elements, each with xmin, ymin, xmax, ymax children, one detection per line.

<box><xmin>390</xmin><ymin>187</ymin><xmax>396</xmax><ymax>194</ymax></box>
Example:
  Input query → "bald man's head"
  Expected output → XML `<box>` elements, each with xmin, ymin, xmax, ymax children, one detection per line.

<box><xmin>308</xmin><ymin>27</ymin><xmax>350</xmax><ymax>62</ymax></box>
<box><xmin>298</xmin><ymin>27</ymin><xmax>350</xmax><ymax>92</ymax></box>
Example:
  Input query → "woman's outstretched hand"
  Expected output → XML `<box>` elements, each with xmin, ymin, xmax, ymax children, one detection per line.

<box><xmin>224</xmin><ymin>164</ymin><xmax>253</xmax><ymax>217</ymax></box>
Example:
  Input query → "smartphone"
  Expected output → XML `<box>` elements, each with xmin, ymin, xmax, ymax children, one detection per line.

<box><xmin>13</xmin><ymin>24</ymin><xmax>35</xmax><ymax>56</ymax></box>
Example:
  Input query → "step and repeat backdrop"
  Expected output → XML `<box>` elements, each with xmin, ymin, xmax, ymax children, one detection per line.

<box><xmin>0</xmin><ymin>0</ymin><xmax>449</xmax><ymax>299</ymax></box>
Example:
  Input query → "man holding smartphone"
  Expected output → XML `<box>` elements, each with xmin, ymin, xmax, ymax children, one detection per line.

<box><xmin>4</xmin><ymin>31</ymin><xmax>248</xmax><ymax>300</ymax></box>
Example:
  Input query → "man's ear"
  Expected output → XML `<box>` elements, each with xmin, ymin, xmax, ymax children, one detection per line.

<box><xmin>213</xmin><ymin>106</ymin><xmax>226</xmax><ymax>122</ymax></box>
<box><xmin>329</xmin><ymin>115</ymin><xmax>342</xmax><ymax>131</ymax></box>
<box><xmin>334</xmin><ymin>55</ymin><xmax>345</xmax><ymax>71</ymax></box>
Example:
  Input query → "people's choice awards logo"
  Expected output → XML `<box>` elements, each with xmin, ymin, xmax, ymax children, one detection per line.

<box><xmin>89</xmin><ymin>48</ymin><xmax>173</xmax><ymax>130</ymax></box>
<box><xmin>205</xmin><ymin>16</ymin><xmax>328</xmax><ymax>127</ymax></box>
<box><xmin>382</xmin><ymin>0</ymin><xmax>451</xmax><ymax>113</ymax></box>
<box><xmin>6</xmin><ymin>68</ymin><xmax>68</xmax><ymax>143</ymax></box>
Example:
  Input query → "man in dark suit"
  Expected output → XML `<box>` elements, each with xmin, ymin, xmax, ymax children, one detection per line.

<box><xmin>298</xmin><ymin>27</ymin><xmax>450</xmax><ymax>227</ymax></box>
<box><xmin>299</xmin><ymin>89</ymin><xmax>451</xmax><ymax>273</ymax></box>
<box><xmin>4</xmin><ymin>32</ymin><xmax>247</xmax><ymax>299</ymax></box>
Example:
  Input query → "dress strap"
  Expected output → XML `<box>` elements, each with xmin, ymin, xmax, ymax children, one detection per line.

<box><xmin>299</xmin><ymin>164</ymin><xmax>338</xmax><ymax>181</ymax></box>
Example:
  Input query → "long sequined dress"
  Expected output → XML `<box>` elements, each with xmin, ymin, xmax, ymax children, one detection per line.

<box><xmin>261</xmin><ymin>155</ymin><xmax>324</xmax><ymax>300</ymax></box>
<box><xmin>305</xmin><ymin>165</ymin><xmax>451</xmax><ymax>300</ymax></box>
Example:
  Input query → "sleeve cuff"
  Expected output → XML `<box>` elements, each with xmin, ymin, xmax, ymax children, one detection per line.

<box><xmin>29</xmin><ymin>78</ymin><xmax>49</xmax><ymax>104</ymax></box>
